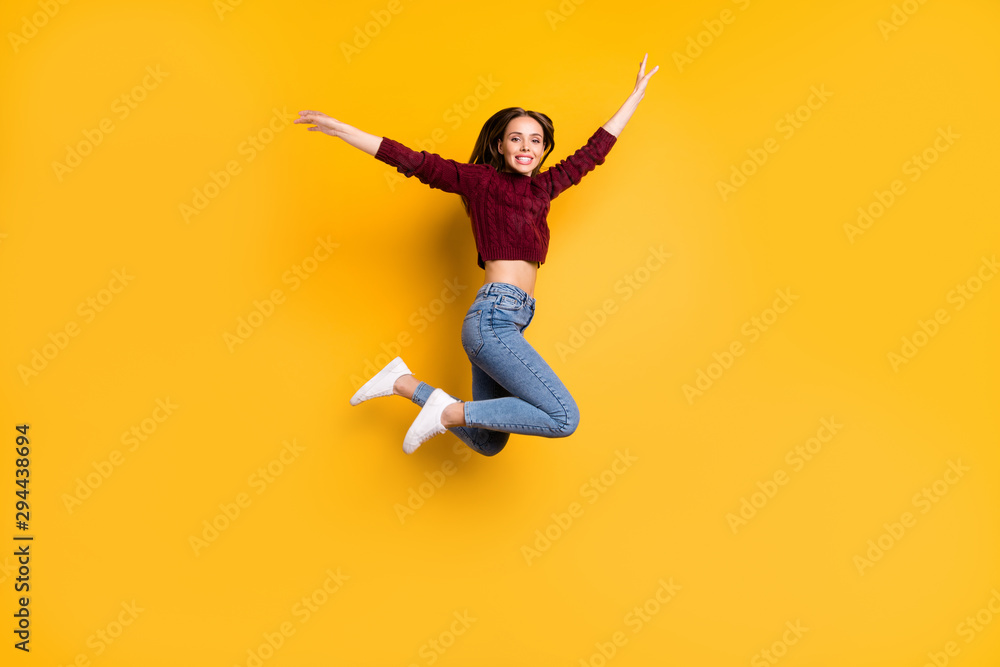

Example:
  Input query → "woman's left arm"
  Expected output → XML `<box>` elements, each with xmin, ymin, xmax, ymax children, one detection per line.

<box><xmin>602</xmin><ymin>53</ymin><xmax>659</xmax><ymax>138</ymax></box>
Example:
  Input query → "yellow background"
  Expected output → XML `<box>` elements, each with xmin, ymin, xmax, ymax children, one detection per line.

<box><xmin>2</xmin><ymin>0</ymin><xmax>998</xmax><ymax>665</ymax></box>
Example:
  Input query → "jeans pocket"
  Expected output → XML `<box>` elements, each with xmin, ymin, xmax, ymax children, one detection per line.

<box><xmin>494</xmin><ymin>293</ymin><xmax>523</xmax><ymax>311</ymax></box>
<box><xmin>461</xmin><ymin>308</ymin><xmax>484</xmax><ymax>358</ymax></box>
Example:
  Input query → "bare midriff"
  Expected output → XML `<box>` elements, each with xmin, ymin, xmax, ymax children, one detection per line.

<box><xmin>483</xmin><ymin>259</ymin><xmax>538</xmax><ymax>299</ymax></box>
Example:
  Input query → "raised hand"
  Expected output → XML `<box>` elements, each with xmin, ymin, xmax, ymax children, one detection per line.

<box><xmin>631</xmin><ymin>53</ymin><xmax>659</xmax><ymax>100</ymax></box>
<box><xmin>602</xmin><ymin>53</ymin><xmax>658</xmax><ymax>138</ymax></box>
<box><xmin>294</xmin><ymin>110</ymin><xmax>344</xmax><ymax>137</ymax></box>
<box><xmin>295</xmin><ymin>110</ymin><xmax>383</xmax><ymax>156</ymax></box>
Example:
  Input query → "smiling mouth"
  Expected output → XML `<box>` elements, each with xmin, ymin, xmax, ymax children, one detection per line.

<box><xmin>515</xmin><ymin>155</ymin><xmax>533</xmax><ymax>165</ymax></box>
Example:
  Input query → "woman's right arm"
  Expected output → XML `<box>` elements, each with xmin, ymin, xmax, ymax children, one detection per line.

<box><xmin>296</xmin><ymin>109</ymin><xmax>488</xmax><ymax>195</ymax></box>
<box><xmin>295</xmin><ymin>110</ymin><xmax>382</xmax><ymax>156</ymax></box>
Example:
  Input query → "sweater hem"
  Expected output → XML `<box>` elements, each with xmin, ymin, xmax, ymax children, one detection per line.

<box><xmin>479</xmin><ymin>251</ymin><xmax>546</xmax><ymax>264</ymax></box>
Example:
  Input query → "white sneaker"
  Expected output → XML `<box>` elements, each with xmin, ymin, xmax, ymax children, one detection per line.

<box><xmin>349</xmin><ymin>356</ymin><xmax>412</xmax><ymax>406</ymax></box>
<box><xmin>403</xmin><ymin>388</ymin><xmax>460</xmax><ymax>454</ymax></box>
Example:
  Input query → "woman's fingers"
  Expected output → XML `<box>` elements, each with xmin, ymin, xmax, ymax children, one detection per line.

<box><xmin>295</xmin><ymin>110</ymin><xmax>342</xmax><ymax>137</ymax></box>
<box><xmin>634</xmin><ymin>53</ymin><xmax>658</xmax><ymax>93</ymax></box>
<box><xmin>295</xmin><ymin>110</ymin><xmax>334</xmax><ymax>124</ymax></box>
<box><xmin>634</xmin><ymin>53</ymin><xmax>657</xmax><ymax>89</ymax></box>
<box><xmin>638</xmin><ymin>53</ymin><xmax>657</xmax><ymax>78</ymax></box>
<box><xmin>295</xmin><ymin>112</ymin><xmax>340</xmax><ymax>132</ymax></box>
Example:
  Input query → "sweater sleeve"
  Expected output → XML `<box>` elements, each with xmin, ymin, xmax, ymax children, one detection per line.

<box><xmin>536</xmin><ymin>126</ymin><xmax>617</xmax><ymax>200</ymax></box>
<box><xmin>374</xmin><ymin>137</ymin><xmax>487</xmax><ymax>196</ymax></box>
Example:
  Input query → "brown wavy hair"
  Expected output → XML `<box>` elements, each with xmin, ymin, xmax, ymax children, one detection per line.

<box><xmin>460</xmin><ymin>107</ymin><xmax>555</xmax><ymax>216</ymax></box>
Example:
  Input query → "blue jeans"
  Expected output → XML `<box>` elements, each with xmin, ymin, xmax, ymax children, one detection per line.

<box><xmin>409</xmin><ymin>282</ymin><xmax>580</xmax><ymax>456</ymax></box>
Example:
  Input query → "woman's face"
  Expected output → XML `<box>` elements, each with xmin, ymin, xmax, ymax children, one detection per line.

<box><xmin>498</xmin><ymin>116</ymin><xmax>545</xmax><ymax>175</ymax></box>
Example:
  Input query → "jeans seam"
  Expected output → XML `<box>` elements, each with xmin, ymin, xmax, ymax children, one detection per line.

<box><xmin>464</xmin><ymin>409</ymin><xmax>562</xmax><ymax>435</ymax></box>
<box><xmin>486</xmin><ymin>307</ymin><xmax>571</xmax><ymax>429</ymax></box>
<box><xmin>463</xmin><ymin>308</ymin><xmax>484</xmax><ymax>358</ymax></box>
<box><xmin>479</xmin><ymin>422</ymin><xmax>562</xmax><ymax>434</ymax></box>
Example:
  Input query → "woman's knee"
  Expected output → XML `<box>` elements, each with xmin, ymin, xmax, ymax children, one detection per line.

<box><xmin>553</xmin><ymin>394</ymin><xmax>580</xmax><ymax>437</ymax></box>
<box><xmin>474</xmin><ymin>432</ymin><xmax>509</xmax><ymax>456</ymax></box>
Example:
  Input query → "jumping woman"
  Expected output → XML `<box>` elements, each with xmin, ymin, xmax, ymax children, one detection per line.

<box><xmin>295</xmin><ymin>53</ymin><xmax>658</xmax><ymax>456</ymax></box>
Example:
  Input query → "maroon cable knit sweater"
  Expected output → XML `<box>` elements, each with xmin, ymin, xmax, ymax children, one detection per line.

<box><xmin>373</xmin><ymin>126</ymin><xmax>618</xmax><ymax>269</ymax></box>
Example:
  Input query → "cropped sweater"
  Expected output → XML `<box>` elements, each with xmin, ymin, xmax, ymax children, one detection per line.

<box><xmin>373</xmin><ymin>126</ymin><xmax>617</xmax><ymax>269</ymax></box>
